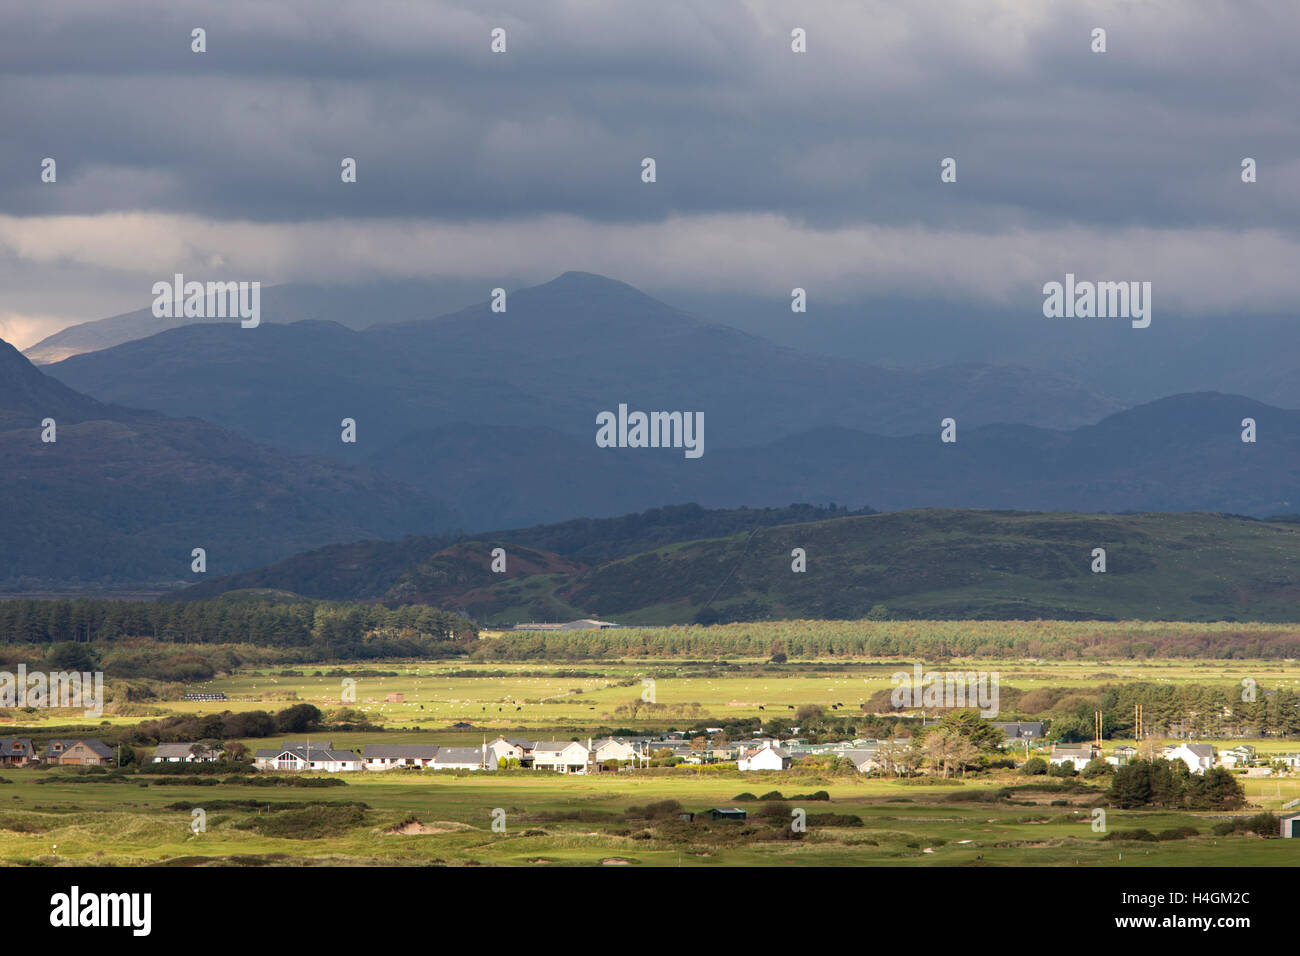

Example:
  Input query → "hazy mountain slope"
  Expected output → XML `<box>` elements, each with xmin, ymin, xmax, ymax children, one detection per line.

<box><xmin>0</xmin><ymin>339</ymin><xmax>453</xmax><ymax>587</ymax></box>
<box><xmin>364</xmin><ymin>392</ymin><xmax>1297</xmax><ymax>528</ymax></box>
<box><xmin>22</xmin><ymin>278</ymin><xmax>489</xmax><ymax>364</ymax></box>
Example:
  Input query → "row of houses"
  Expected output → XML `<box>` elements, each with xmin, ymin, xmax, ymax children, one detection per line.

<box><xmin>0</xmin><ymin>738</ymin><xmax>114</xmax><ymax>767</ymax></box>
<box><xmin>242</xmin><ymin>735</ymin><xmax>902</xmax><ymax>774</ymax></box>
<box><xmin>1046</xmin><ymin>741</ymin><xmax>1300</xmax><ymax>775</ymax></box>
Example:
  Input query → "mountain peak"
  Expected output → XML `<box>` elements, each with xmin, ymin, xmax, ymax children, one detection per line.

<box><xmin>0</xmin><ymin>337</ymin><xmax>108</xmax><ymax>428</ymax></box>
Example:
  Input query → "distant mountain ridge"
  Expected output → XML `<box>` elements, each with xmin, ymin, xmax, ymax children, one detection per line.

<box><xmin>46</xmin><ymin>272</ymin><xmax>1126</xmax><ymax>463</ymax></box>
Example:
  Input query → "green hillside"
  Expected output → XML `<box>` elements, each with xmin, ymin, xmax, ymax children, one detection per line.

<box><xmin>466</xmin><ymin>510</ymin><xmax>1300</xmax><ymax>624</ymax></box>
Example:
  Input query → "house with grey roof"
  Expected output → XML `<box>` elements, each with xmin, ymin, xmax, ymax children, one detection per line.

<box><xmin>992</xmin><ymin>722</ymin><xmax>1044</xmax><ymax>746</ymax></box>
<box><xmin>1165</xmin><ymin>743</ymin><xmax>1216</xmax><ymax>774</ymax></box>
<box><xmin>363</xmin><ymin>745</ymin><xmax>439</xmax><ymax>770</ymax></box>
<box><xmin>45</xmin><ymin>739</ymin><xmax>114</xmax><ymax>766</ymax></box>
<box><xmin>841</xmin><ymin>749</ymin><xmax>882</xmax><ymax>773</ymax></box>
<box><xmin>0</xmin><ymin>738</ymin><xmax>37</xmax><ymax>767</ymax></box>
<box><xmin>152</xmin><ymin>742</ymin><xmax>223</xmax><ymax>763</ymax></box>
<box><xmin>432</xmin><ymin>746</ymin><xmax>491</xmax><ymax>771</ymax></box>
<box><xmin>252</xmin><ymin>742</ymin><xmax>361</xmax><ymax>772</ymax></box>
<box><xmin>1049</xmin><ymin>743</ymin><xmax>1097</xmax><ymax>769</ymax></box>
<box><xmin>738</xmin><ymin>742</ymin><xmax>792</xmax><ymax>771</ymax></box>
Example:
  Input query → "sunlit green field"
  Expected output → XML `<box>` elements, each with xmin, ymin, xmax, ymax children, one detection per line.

<box><xmin>1</xmin><ymin>767</ymin><xmax>1297</xmax><ymax>867</ymax></box>
<box><xmin>34</xmin><ymin>654</ymin><xmax>1293</xmax><ymax>733</ymax></box>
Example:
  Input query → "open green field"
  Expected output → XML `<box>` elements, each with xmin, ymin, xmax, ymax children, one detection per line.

<box><xmin>30</xmin><ymin>652</ymin><xmax>1293</xmax><ymax>734</ymax></box>
<box><xmin>1</xmin><ymin>767</ymin><xmax>1298</xmax><ymax>867</ymax></box>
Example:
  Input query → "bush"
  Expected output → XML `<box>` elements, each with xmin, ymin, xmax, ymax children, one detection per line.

<box><xmin>1102</xmin><ymin>828</ymin><xmax>1158</xmax><ymax>842</ymax></box>
<box><xmin>1081</xmin><ymin>758</ymin><xmax>1112</xmax><ymax>779</ymax></box>
<box><xmin>624</xmin><ymin>800</ymin><xmax>683</xmax><ymax>821</ymax></box>
<box><xmin>1019</xmin><ymin>757</ymin><xmax>1047</xmax><ymax>776</ymax></box>
<box><xmin>1212</xmin><ymin>812</ymin><xmax>1277</xmax><ymax>837</ymax></box>
<box><xmin>731</xmin><ymin>792</ymin><xmax>758</xmax><ymax>802</ymax></box>
<box><xmin>234</xmin><ymin>802</ymin><xmax>367</xmax><ymax>839</ymax></box>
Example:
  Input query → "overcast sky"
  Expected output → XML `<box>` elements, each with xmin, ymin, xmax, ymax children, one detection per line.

<box><xmin>2</xmin><ymin>0</ymin><xmax>1297</xmax><ymax>348</ymax></box>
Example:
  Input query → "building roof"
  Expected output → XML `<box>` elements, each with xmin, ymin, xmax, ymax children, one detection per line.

<box><xmin>533</xmin><ymin>741</ymin><xmax>588</xmax><ymax>754</ymax></box>
<box><xmin>261</xmin><ymin>744</ymin><xmax>359</xmax><ymax>763</ymax></box>
<box><xmin>433</xmin><ymin>747</ymin><xmax>485</xmax><ymax>765</ymax></box>
<box><xmin>364</xmin><ymin>745</ymin><xmax>440</xmax><ymax>759</ymax></box>
<box><xmin>841</xmin><ymin>749</ymin><xmax>879</xmax><ymax>769</ymax></box>
<box><xmin>46</xmin><ymin>739</ymin><xmax>114</xmax><ymax>759</ymax></box>
<box><xmin>154</xmin><ymin>742</ymin><xmax>221</xmax><ymax>758</ymax></box>
<box><xmin>0</xmin><ymin>739</ymin><xmax>34</xmax><ymax>757</ymax></box>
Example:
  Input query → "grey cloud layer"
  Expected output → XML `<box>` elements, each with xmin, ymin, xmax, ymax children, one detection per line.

<box><xmin>2</xmin><ymin>0</ymin><xmax>1298</xmax><ymax>346</ymax></box>
<box><xmin>3</xmin><ymin>0</ymin><xmax>1298</xmax><ymax>230</ymax></box>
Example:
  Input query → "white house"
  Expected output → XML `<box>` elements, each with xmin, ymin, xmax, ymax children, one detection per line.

<box><xmin>841</xmin><ymin>749</ymin><xmax>881</xmax><ymax>773</ymax></box>
<box><xmin>1217</xmin><ymin>745</ymin><xmax>1255</xmax><ymax>769</ymax></box>
<box><xmin>591</xmin><ymin>738</ymin><xmax>638</xmax><ymax>765</ymax></box>
<box><xmin>1280</xmin><ymin>812</ymin><xmax>1300</xmax><ymax>838</ymax></box>
<box><xmin>1165</xmin><ymin>743</ymin><xmax>1215</xmax><ymax>774</ymax></box>
<box><xmin>253</xmin><ymin>742</ymin><xmax>361</xmax><ymax>772</ymax></box>
<box><xmin>487</xmin><ymin>737</ymin><xmax>533</xmax><ymax>767</ymax></box>
<box><xmin>363</xmin><ymin>745</ymin><xmax>439</xmax><ymax>770</ymax></box>
<box><xmin>532</xmin><ymin>740</ymin><xmax>590</xmax><ymax>773</ymax></box>
<box><xmin>153</xmin><ymin>743</ymin><xmax>223</xmax><ymax>763</ymax></box>
<box><xmin>1049</xmin><ymin>744</ymin><xmax>1097</xmax><ymax>768</ymax></box>
<box><xmin>738</xmin><ymin>743</ymin><xmax>792</xmax><ymax>772</ymax></box>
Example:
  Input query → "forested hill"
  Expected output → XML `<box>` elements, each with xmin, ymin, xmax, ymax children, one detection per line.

<box><xmin>182</xmin><ymin>508</ymin><xmax>1300</xmax><ymax>625</ymax></box>
<box><xmin>175</xmin><ymin>503</ymin><xmax>874</xmax><ymax>602</ymax></box>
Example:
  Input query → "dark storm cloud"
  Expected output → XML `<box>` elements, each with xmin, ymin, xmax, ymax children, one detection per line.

<box><xmin>2</xmin><ymin>0</ymin><xmax>1297</xmax><ymax>230</ymax></box>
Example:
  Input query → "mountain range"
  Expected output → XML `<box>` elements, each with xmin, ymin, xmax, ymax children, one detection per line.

<box><xmin>5</xmin><ymin>272</ymin><xmax>1298</xmax><ymax>589</ymax></box>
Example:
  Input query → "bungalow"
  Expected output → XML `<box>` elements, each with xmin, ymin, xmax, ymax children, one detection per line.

<box><xmin>1049</xmin><ymin>744</ymin><xmax>1097</xmax><ymax>769</ymax></box>
<box><xmin>0</xmin><ymin>739</ymin><xmax>37</xmax><ymax>767</ymax></box>
<box><xmin>432</xmin><ymin>746</ymin><xmax>491</xmax><ymax>771</ymax></box>
<box><xmin>1275</xmin><ymin>753</ymin><xmax>1300</xmax><ymax>771</ymax></box>
<box><xmin>363</xmin><ymin>745</ymin><xmax>439</xmax><ymax>770</ymax></box>
<box><xmin>532</xmin><ymin>740</ymin><xmax>590</xmax><ymax>774</ymax></box>
<box><xmin>252</xmin><ymin>742</ymin><xmax>361</xmax><ymax>772</ymax></box>
<box><xmin>841</xmin><ymin>749</ymin><xmax>882</xmax><ymax>773</ymax></box>
<box><xmin>152</xmin><ymin>743</ymin><xmax>223</xmax><ymax>763</ymax></box>
<box><xmin>44</xmin><ymin>739</ymin><xmax>114</xmax><ymax>767</ymax></box>
<box><xmin>1166</xmin><ymin>743</ymin><xmax>1216</xmax><ymax>775</ymax></box>
<box><xmin>738</xmin><ymin>743</ymin><xmax>792</xmax><ymax>772</ymax></box>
